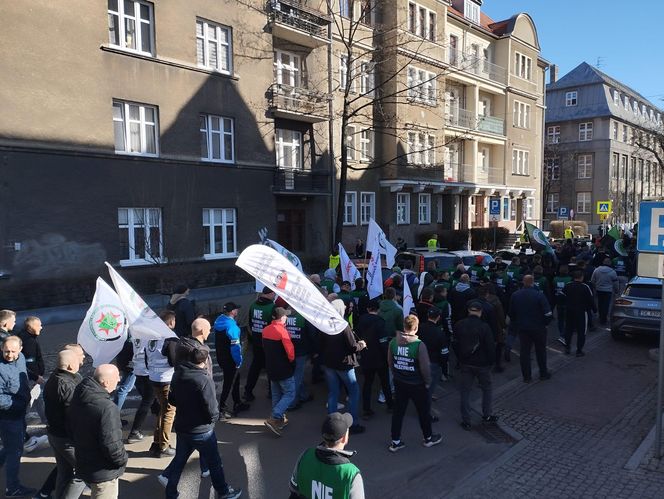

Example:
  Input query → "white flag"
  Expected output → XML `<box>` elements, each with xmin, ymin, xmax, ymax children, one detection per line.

<box><xmin>77</xmin><ymin>277</ymin><xmax>128</xmax><ymax>367</ymax></box>
<box><xmin>402</xmin><ymin>275</ymin><xmax>415</xmax><ymax>319</ymax></box>
<box><xmin>105</xmin><ymin>262</ymin><xmax>176</xmax><ymax>341</ymax></box>
<box><xmin>338</xmin><ymin>243</ymin><xmax>361</xmax><ymax>290</ymax></box>
<box><xmin>255</xmin><ymin>230</ymin><xmax>303</xmax><ymax>292</ymax></box>
<box><xmin>236</xmin><ymin>245</ymin><xmax>348</xmax><ymax>335</ymax></box>
<box><xmin>366</xmin><ymin>218</ymin><xmax>398</xmax><ymax>268</ymax></box>
<box><xmin>366</xmin><ymin>235</ymin><xmax>384</xmax><ymax>299</ymax></box>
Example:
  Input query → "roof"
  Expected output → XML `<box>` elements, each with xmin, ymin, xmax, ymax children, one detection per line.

<box><xmin>448</xmin><ymin>6</ymin><xmax>507</xmax><ymax>36</ymax></box>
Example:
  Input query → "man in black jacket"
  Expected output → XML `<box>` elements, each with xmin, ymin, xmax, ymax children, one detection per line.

<box><xmin>68</xmin><ymin>364</ymin><xmax>127</xmax><ymax>498</ymax></box>
<box><xmin>166</xmin><ymin>284</ymin><xmax>195</xmax><ymax>338</ymax></box>
<box><xmin>42</xmin><ymin>349</ymin><xmax>86</xmax><ymax>499</ymax></box>
<box><xmin>563</xmin><ymin>270</ymin><xmax>597</xmax><ymax>357</ymax></box>
<box><xmin>162</xmin><ymin>348</ymin><xmax>242</xmax><ymax>499</ymax></box>
<box><xmin>455</xmin><ymin>301</ymin><xmax>497</xmax><ymax>431</ymax></box>
<box><xmin>17</xmin><ymin>316</ymin><xmax>46</xmax><ymax>424</ymax></box>
<box><xmin>417</xmin><ymin>307</ymin><xmax>446</xmax><ymax>422</ymax></box>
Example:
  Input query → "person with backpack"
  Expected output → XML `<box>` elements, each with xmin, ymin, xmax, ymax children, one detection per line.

<box><xmin>454</xmin><ymin>301</ymin><xmax>497</xmax><ymax>431</ymax></box>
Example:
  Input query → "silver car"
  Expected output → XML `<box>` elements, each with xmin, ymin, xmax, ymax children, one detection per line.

<box><xmin>610</xmin><ymin>277</ymin><xmax>661</xmax><ymax>340</ymax></box>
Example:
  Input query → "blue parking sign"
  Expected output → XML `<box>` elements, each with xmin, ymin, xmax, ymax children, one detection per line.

<box><xmin>638</xmin><ymin>201</ymin><xmax>664</xmax><ymax>253</ymax></box>
<box><xmin>489</xmin><ymin>198</ymin><xmax>501</xmax><ymax>215</ymax></box>
<box><xmin>558</xmin><ymin>207</ymin><xmax>569</xmax><ymax>219</ymax></box>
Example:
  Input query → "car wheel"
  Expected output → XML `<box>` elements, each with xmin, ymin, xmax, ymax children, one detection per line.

<box><xmin>610</xmin><ymin>328</ymin><xmax>625</xmax><ymax>341</ymax></box>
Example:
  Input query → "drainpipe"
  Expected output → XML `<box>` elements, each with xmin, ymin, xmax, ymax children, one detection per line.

<box><xmin>327</xmin><ymin>6</ymin><xmax>335</xmax><ymax>251</ymax></box>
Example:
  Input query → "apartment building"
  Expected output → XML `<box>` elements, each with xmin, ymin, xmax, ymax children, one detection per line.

<box><xmin>544</xmin><ymin>62</ymin><xmax>664</xmax><ymax>231</ymax></box>
<box><xmin>0</xmin><ymin>0</ymin><xmax>545</xmax><ymax>308</ymax></box>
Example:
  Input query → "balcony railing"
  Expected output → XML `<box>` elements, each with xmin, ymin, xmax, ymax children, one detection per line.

<box><xmin>273</xmin><ymin>168</ymin><xmax>330</xmax><ymax>195</ymax></box>
<box><xmin>478</xmin><ymin>115</ymin><xmax>505</xmax><ymax>135</ymax></box>
<box><xmin>267</xmin><ymin>0</ymin><xmax>330</xmax><ymax>42</ymax></box>
<box><xmin>445</xmin><ymin>108</ymin><xmax>505</xmax><ymax>135</ymax></box>
<box><xmin>447</xmin><ymin>49</ymin><xmax>507</xmax><ymax>85</ymax></box>
<box><xmin>268</xmin><ymin>83</ymin><xmax>331</xmax><ymax>122</ymax></box>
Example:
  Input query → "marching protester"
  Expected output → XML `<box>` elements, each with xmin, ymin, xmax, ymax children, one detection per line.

<box><xmin>0</xmin><ymin>309</ymin><xmax>17</xmax><ymax>339</ymax></box>
<box><xmin>563</xmin><ymin>270</ymin><xmax>597</xmax><ymax>357</ymax></box>
<box><xmin>289</xmin><ymin>413</ymin><xmax>364</xmax><ymax>499</ymax></box>
<box><xmin>125</xmin><ymin>332</ymin><xmax>154</xmax><ymax>445</ymax></box>
<box><xmin>146</xmin><ymin>322</ymin><xmax>176</xmax><ymax>457</ymax></box>
<box><xmin>166</xmin><ymin>284</ymin><xmax>195</xmax><ymax>338</ymax></box>
<box><xmin>69</xmin><ymin>364</ymin><xmax>127</xmax><ymax>498</ymax></box>
<box><xmin>591</xmin><ymin>257</ymin><xmax>619</xmax><ymax>326</ymax></box>
<box><xmin>283</xmin><ymin>303</ymin><xmax>314</xmax><ymax>410</ymax></box>
<box><xmin>17</xmin><ymin>316</ymin><xmax>46</xmax><ymax>425</ymax></box>
<box><xmin>417</xmin><ymin>307</ymin><xmax>446</xmax><ymax>421</ymax></box>
<box><xmin>245</xmin><ymin>288</ymin><xmax>275</xmax><ymax>402</ymax></box>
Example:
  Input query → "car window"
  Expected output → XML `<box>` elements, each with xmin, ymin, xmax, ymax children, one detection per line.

<box><xmin>624</xmin><ymin>285</ymin><xmax>661</xmax><ymax>299</ymax></box>
<box><xmin>395</xmin><ymin>254</ymin><xmax>416</xmax><ymax>269</ymax></box>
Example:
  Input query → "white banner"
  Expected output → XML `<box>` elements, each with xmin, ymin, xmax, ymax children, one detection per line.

<box><xmin>236</xmin><ymin>245</ymin><xmax>347</xmax><ymax>335</ymax></box>
<box><xmin>366</xmin><ymin>235</ymin><xmax>384</xmax><ymax>299</ymax></box>
<box><xmin>366</xmin><ymin>218</ymin><xmax>398</xmax><ymax>268</ymax></box>
<box><xmin>402</xmin><ymin>275</ymin><xmax>415</xmax><ymax>318</ymax></box>
<box><xmin>77</xmin><ymin>277</ymin><xmax>128</xmax><ymax>367</ymax></box>
<box><xmin>255</xmin><ymin>229</ymin><xmax>303</xmax><ymax>292</ymax></box>
<box><xmin>105</xmin><ymin>262</ymin><xmax>177</xmax><ymax>341</ymax></box>
<box><xmin>338</xmin><ymin>243</ymin><xmax>361</xmax><ymax>290</ymax></box>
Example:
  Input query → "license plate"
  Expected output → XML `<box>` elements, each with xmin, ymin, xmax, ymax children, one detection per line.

<box><xmin>639</xmin><ymin>310</ymin><xmax>661</xmax><ymax>318</ymax></box>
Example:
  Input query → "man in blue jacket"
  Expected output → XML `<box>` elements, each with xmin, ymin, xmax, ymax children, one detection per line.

<box><xmin>214</xmin><ymin>302</ymin><xmax>248</xmax><ymax>418</ymax></box>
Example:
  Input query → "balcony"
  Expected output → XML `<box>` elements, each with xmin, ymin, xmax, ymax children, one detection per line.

<box><xmin>268</xmin><ymin>83</ymin><xmax>331</xmax><ymax>123</ymax></box>
<box><xmin>273</xmin><ymin>168</ymin><xmax>331</xmax><ymax>195</ymax></box>
<box><xmin>447</xmin><ymin>49</ymin><xmax>507</xmax><ymax>85</ymax></box>
<box><xmin>266</xmin><ymin>0</ymin><xmax>330</xmax><ymax>48</ymax></box>
<box><xmin>445</xmin><ymin>108</ymin><xmax>505</xmax><ymax>136</ymax></box>
<box><xmin>394</xmin><ymin>162</ymin><xmax>472</xmax><ymax>183</ymax></box>
<box><xmin>478</xmin><ymin>115</ymin><xmax>505</xmax><ymax>135</ymax></box>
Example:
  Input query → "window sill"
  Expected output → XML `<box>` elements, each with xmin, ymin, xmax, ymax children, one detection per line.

<box><xmin>511</xmin><ymin>173</ymin><xmax>530</xmax><ymax>177</ymax></box>
<box><xmin>203</xmin><ymin>253</ymin><xmax>237</xmax><ymax>261</ymax></box>
<box><xmin>115</xmin><ymin>151</ymin><xmax>159</xmax><ymax>158</ymax></box>
<box><xmin>343</xmin><ymin>223</ymin><xmax>358</xmax><ymax>227</ymax></box>
<box><xmin>201</xmin><ymin>158</ymin><xmax>236</xmax><ymax>165</ymax></box>
<box><xmin>396</xmin><ymin>222</ymin><xmax>409</xmax><ymax>226</ymax></box>
<box><xmin>119</xmin><ymin>258</ymin><xmax>166</xmax><ymax>267</ymax></box>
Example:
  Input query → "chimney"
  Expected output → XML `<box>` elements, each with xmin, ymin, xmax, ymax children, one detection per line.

<box><xmin>550</xmin><ymin>64</ymin><xmax>559</xmax><ymax>84</ymax></box>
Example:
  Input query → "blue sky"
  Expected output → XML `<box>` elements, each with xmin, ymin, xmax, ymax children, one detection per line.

<box><xmin>484</xmin><ymin>0</ymin><xmax>664</xmax><ymax>108</ymax></box>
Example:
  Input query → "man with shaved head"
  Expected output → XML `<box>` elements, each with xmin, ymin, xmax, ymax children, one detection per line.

<box><xmin>69</xmin><ymin>364</ymin><xmax>127</xmax><ymax>498</ymax></box>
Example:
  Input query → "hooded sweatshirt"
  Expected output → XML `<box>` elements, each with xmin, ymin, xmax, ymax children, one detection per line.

<box><xmin>388</xmin><ymin>331</ymin><xmax>431</xmax><ymax>386</ymax></box>
<box><xmin>591</xmin><ymin>265</ymin><xmax>619</xmax><ymax>293</ymax></box>
<box><xmin>167</xmin><ymin>293</ymin><xmax>195</xmax><ymax>337</ymax></box>
<box><xmin>378</xmin><ymin>299</ymin><xmax>403</xmax><ymax>339</ymax></box>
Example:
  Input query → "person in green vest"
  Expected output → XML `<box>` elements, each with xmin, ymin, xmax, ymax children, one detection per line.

<box><xmin>552</xmin><ymin>264</ymin><xmax>572</xmax><ymax>345</ymax></box>
<box><xmin>321</xmin><ymin>269</ymin><xmax>341</xmax><ymax>294</ymax></box>
<box><xmin>433</xmin><ymin>270</ymin><xmax>453</xmax><ymax>291</ymax></box>
<box><xmin>289</xmin><ymin>412</ymin><xmax>364</xmax><ymax>499</ymax></box>
<box><xmin>564</xmin><ymin>226</ymin><xmax>575</xmax><ymax>241</ymax></box>
<box><xmin>244</xmin><ymin>287</ymin><xmax>275</xmax><ymax>402</ymax></box>
<box><xmin>468</xmin><ymin>256</ymin><xmax>486</xmax><ymax>285</ymax></box>
<box><xmin>329</xmin><ymin>248</ymin><xmax>341</xmax><ymax>271</ymax></box>
<box><xmin>337</xmin><ymin>281</ymin><xmax>353</xmax><ymax>304</ymax></box>
<box><xmin>427</xmin><ymin>234</ymin><xmax>438</xmax><ymax>251</ymax></box>
<box><xmin>506</xmin><ymin>257</ymin><xmax>522</xmax><ymax>284</ymax></box>
<box><xmin>532</xmin><ymin>266</ymin><xmax>549</xmax><ymax>295</ymax></box>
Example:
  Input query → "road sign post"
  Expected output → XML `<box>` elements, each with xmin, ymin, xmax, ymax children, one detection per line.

<box><xmin>637</xmin><ymin>201</ymin><xmax>664</xmax><ymax>459</ymax></box>
<box><xmin>489</xmin><ymin>198</ymin><xmax>500</xmax><ymax>251</ymax></box>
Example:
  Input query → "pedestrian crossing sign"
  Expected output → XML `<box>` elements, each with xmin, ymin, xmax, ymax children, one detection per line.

<box><xmin>597</xmin><ymin>201</ymin><xmax>612</xmax><ymax>214</ymax></box>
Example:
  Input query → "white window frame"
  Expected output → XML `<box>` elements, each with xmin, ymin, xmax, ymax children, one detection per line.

<box><xmin>579</xmin><ymin>122</ymin><xmax>593</xmax><ymax>141</ymax></box>
<box><xmin>502</xmin><ymin>197</ymin><xmax>510</xmax><ymax>221</ymax></box>
<box><xmin>345</xmin><ymin>125</ymin><xmax>357</xmax><ymax>161</ymax></box>
<box><xmin>525</xmin><ymin>198</ymin><xmax>535</xmax><ymax>220</ymax></box>
<box><xmin>360</xmin><ymin>192</ymin><xmax>375</xmax><ymax>225</ymax></box>
<box><xmin>513</xmin><ymin>100</ymin><xmax>531</xmax><ymax>128</ymax></box>
<box><xmin>275</xmin><ymin>129</ymin><xmax>302</xmax><ymax>169</ymax></box>
<box><xmin>407</xmin><ymin>66</ymin><xmax>437</xmax><ymax>106</ymax></box>
<box><xmin>547</xmin><ymin>125</ymin><xmax>560</xmax><ymax>143</ymax></box>
<box><xmin>359</xmin><ymin>61</ymin><xmax>375</xmax><ymax>96</ymax></box>
<box><xmin>202</xmin><ymin>208</ymin><xmax>237</xmax><ymax>259</ymax></box>
<box><xmin>418</xmin><ymin>193</ymin><xmax>431</xmax><ymax>224</ymax></box>
<box><xmin>344</xmin><ymin>191</ymin><xmax>357</xmax><ymax>226</ymax></box>
<box><xmin>613</xmin><ymin>90</ymin><xmax>620</xmax><ymax>106</ymax></box>
<box><xmin>514</xmin><ymin>52</ymin><xmax>532</xmax><ymax>80</ymax></box>
<box><xmin>396</xmin><ymin>193</ymin><xmax>411</xmax><ymax>225</ymax></box>
<box><xmin>200</xmin><ymin>114</ymin><xmax>234</xmax><ymax>163</ymax></box>
<box><xmin>408</xmin><ymin>2</ymin><xmax>436</xmax><ymax>41</ymax></box>
<box><xmin>577</xmin><ymin>154</ymin><xmax>592</xmax><ymax>179</ymax></box>
<box><xmin>407</xmin><ymin>131</ymin><xmax>435</xmax><ymax>166</ymax></box>
<box><xmin>512</xmin><ymin>149</ymin><xmax>530</xmax><ymax>175</ymax></box>
<box><xmin>339</xmin><ymin>0</ymin><xmax>352</xmax><ymax>18</ymax></box>
<box><xmin>118</xmin><ymin>207</ymin><xmax>163</xmax><ymax>266</ymax></box>
<box><xmin>464</xmin><ymin>0</ymin><xmax>480</xmax><ymax>24</ymax></box>
<box><xmin>565</xmin><ymin>91</ymin><xmax>578</xmax><ymax>107</ymax></box>
<box><xmin>339</xmin><ymin>55</ymin><xmax>355</xmax><ymax>92</ymax></box>
<box><xmin>546</xmin><ymin>193</ymin><xmax>560</xmax><ymax>214</ymax></box>
<box><xmin>359</xmin><ymin>129</ymin><xmax>374</xmax><ymax>162</ymax></box>
<box><xmin>108</xmin><ymin>0</ymin><xmax>154</xmax><ymax>55</ymax></box>
<box><xmin>576</xmin><ymin>192</ymin><xmax>591</xmax><ymax>214</ymax></box>
<box><xmin>612</xmin><ymin>122</ymin><xmax>618</xmax><ymax>140</ymax></box>
<box><xmin>545</xmin><ymin>156</ymin><xmax>560</xmax><ymax>181</ymax></box>
<box><xmin>274</xmin><ymin>50</ymin><xmax>300</xmax><ymax>87</ymax></box>
<box><xmin>196</xmin><ymin>19</ymin><xmax>232</xmax><ymax>74</ymax></box>
<box><xmin>113</xmin><ymin>100</ymin><xmax>159</xmax><ymax>156</ymax></box>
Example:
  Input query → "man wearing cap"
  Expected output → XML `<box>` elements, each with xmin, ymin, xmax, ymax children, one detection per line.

<box><xmin>289</xmin><ymin>412</ymin><xmax>364</xmax><ymax>499</ymax></box>
<box><xmin>262</xmin><ymin>307</ymin><xmax>296</xmax><ymax>436</ymax></box>
<box><xmin>245</xmin><ymin>288</ymin><xmax>276</xmax><ymax>402</ymax></box>
<box><xmin>455</xmin><ymin>300</ymin><xmax>497</xmax><ymax>431</ymax></box>
<box><xmin>214</xmin><ymin>302</ymin><xmax>249</xmax><ymax>419</ymax></box>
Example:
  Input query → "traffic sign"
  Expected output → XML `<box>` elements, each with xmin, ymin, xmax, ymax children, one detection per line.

<box><xmin>558</xmin><ymin>207</ymin><xmax>569</xmax><ymax>220</ymax></box>
<box><xmin>637</xmin><ymin>201</ymin><xmax>664</xmax><ymax>253</ymax></box>
<box><xmin>599</xmin><ymin>213</ymin><xmax>608</xmax><ymax>221</ymax></box>
<box><xmin>489</xmin><ymin>197</ymin><xmax>501</xmax><ymax>216</ymax></box>
<box><xmin>597</xmin><ymin>201</ymin><xmax>612</xmax><ymax>214</ymax></box>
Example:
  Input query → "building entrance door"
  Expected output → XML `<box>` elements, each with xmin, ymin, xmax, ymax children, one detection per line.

<box><xmin>277</xmin><ymin>209</ymin><xmax>305</xmax><ymax>252</ymax></box>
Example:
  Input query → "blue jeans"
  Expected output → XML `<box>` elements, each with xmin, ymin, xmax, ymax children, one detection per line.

<box><xmin>115</xmin><ymin>371</ymin><xmax>136</xmax><ymax>409</ymax></box>
<box><xmin>165</xmin><ymin>430</ymin><xmax>228</xmax><ymax>499</ymax></box>
<box><xmin>270</xmin><ymin>377</ymin><xmax>296</xmax><ymax>420</ymax></box>
<box><xmin>0</xmin><ymin>418</ymin><xmax>25</xmax><ymax>490</ymax></box>
<box><xmin>291</xmin><ymin>356</ymin><xmax>309</xmax><ymax>406</ymax></box>
<box><xmin>324</xmin><ymin>367</ymin><xmax>359</xmax><ymax>425</ymax></box>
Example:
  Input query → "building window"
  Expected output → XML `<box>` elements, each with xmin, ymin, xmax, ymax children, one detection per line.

<box><xmin>407</xmin><ymin>132</ymin><xmax>435</xmax><ymax>166</ymax></box>
<box><xmin>546</xmin><ymin>193</ymin><xmax>559</xmax><ymax>214</ymax></box>
<box><xmin>407</xmin><ymin>66</ymin><xmax>437</xmax><ymax>105</ymax></box>
<box><xmin>360</xmin><ymin>192</ymin><xmax>375</xmax><ymax>225</ymax></box>
<box><xmin>513</xmin><ymin>101</ymin><xmax>531</xmax><ymax>128</ymax></box>
<box><xmin>449</xmin><ymin>34</ymin><xmax>459</xmax><ymax>66</ymax></box>
<box><xmin>577</xmin><ymin>154</ymin><xmax>592</xmax><ymax>179</ymax></box>
<box><xmin>344</xmin><ymin>192</ymin><xmax>357</xmax><ymax>225</ymax></box>
<box><xmin>464</xmin><ymin>0</ymin><xmax>480</xmax><ymax>24</ymax></box>
<box><xmin>547</xmin><ymin>126</ymin><xmax>560</xmax><ymax>143</ymax></box>
<box><xmin>577</xmin><ymin>192</ymin><xmax>591</xmax><ymax>214</ymax></box>
<box><xmin>202</xmin><ymin>208</ymin><xmax>236</xmax><ymax>258</ymax></box>
<box><xmin>200</xmin><ymin>115</ymin><xmax>234</xmax><ymax>163</ymax></box>
<box><xmin>512</xmin><ymin>149</ymin><xmax>530</xmax><ymax>175</ymax></box>
<box><xmin>359</xmin><ymin>129</ymin><xmax>374</xmax><ymax>161</ymax></box>
<box><xmin>118</xmin><ymin>208</ymin><xmax>162</xmax><ymax>265</ymax></box>
<box><xmin>397</xmin><ymin>193</ymin><xmax>410</xmax><ymax>225</ymax></box>
<box><xmin>345</xmin><ymin>125</ymin><xmax>356</xmax><ymax>161</ymax></box>
<box><xmin>501</xmin><ymin>197</ymin><xmax>509</xmax><ymax>221</ymax></box>
<box><xmin>407</xmin><ymin>2</ymin><xmax>436</xmax><ymax>41</ymax></box>
<box><xmin>359</xmin><ymin>61</ymin><xmax>374</xmax><ymax>96</ymax></box>
<box><xmin>339</xmin><ymin>55</ymin><xmax>355</xmax><ymax>92</ymax></box>
<box><xmin>196</xmin><ymin>19</ymin><xmax>232</xmax><ymax>73</ymax></box>
<box><xmin>276</xmin><ymin>129</ymin><xmax>302</xmax><ymax>169</ymax></box>
<box><xmin>339</xmin><ymin>0</ymin><xmax>352</xmax><ymax>17</ymax></box>
<box><xmin>418</xmin><ymin>193</ymin><xmax>431</xmax><ymax>224</ymax></box>
<box><xmin>622</xmin><ymin>125</ymin><xmax>629</xmax><ymax>142</ymax></box>
<box><xmin>613</xmin><ymin>90</ymin><xmax>620</xmax><ymax>106</ymax></box>
<box><xmin>514</xmin><ymin>52</ymin><xmax>532</xmax><ymax>80</ymax></box>
<box><xmin>565</xmin><ymin>91</ymin><xmax>578</xmax><ymax>107</ymax></box>
<box><xmin>274</xmin><ymin>50</ymin><xmax>300</xmax><ymax>87</ymax></box>
<box><xmin>545</xmin><ymin>156</ymin><xmax>560</xmax><ymax>181</ymax></box>
<box><xmin>113</xmin><ymin>100</ymin><xmax>158</xmax><ymax>156</ymax></box>
<box><xmin>525</xmin><ymin>198</ymin><xmax>535</xmax><ymax>220</ymax></box>
<box><xmin>578</xmin><ymin>122</ymin><xmax>593</xmax><ymax>141</ymax></box>
<box><xmin>612</xmin><ymin>122</ymin><xmax>618</xmax><ymax>140</ymax></box>
<box><xmin>108</xmin><ymin>0</ymin><xmax>153</xmax><ymax>55</ymax></box>
<box><xmin>623</xmin><ymin>95</ymin><xmax>630</xmax><ymax>111</ymax></box>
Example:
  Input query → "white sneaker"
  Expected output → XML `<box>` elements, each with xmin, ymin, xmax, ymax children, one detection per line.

<box><xmin>377</xmin><ymin>392</ymin><xmax>386</xmax><ymax>404</ymax></box>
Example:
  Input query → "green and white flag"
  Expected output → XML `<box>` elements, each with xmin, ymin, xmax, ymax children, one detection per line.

<box><xmin>525</xmin><ymin>222</ymin><xmax>554</xmax><ymax>254</ymax></box>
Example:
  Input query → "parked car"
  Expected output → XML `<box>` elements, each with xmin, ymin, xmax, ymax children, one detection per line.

<box><xmin>610</xmin><ymin>277</ymin><xmax>661</xmax><ymax>340</ymax></box>
<box><xmin>394</xmin><ymin>250</ymin><xmax>459</xmax><ymax>274</ymax></box>
<box><xmin>492</xmin><ymin>249</ymin><xmax>535</xmax><ymax>261</ymax></box>
<box><xmin>449</xmin><ymin>250</ymin><xmax>494</xmax><ymax>268</ymax></box>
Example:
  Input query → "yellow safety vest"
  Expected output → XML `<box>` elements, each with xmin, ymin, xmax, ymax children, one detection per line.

<box><xmin>427</xmin><ymin>238</ymin><xmax>437</xmax><ymax>251</ymax></box>
<box><xmin>329</xmin><ymin>254</ymin><xmax>340</xmax><ymax>269</ymax></box>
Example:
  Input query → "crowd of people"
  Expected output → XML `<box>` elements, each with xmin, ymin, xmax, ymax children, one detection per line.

<box><xmin>0</xmin><ymin>228</ymin><xmax>638</xmax><ymax>498</ymax></box>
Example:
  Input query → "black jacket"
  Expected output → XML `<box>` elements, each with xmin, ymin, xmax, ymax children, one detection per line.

<box><xmin>563</xmin><ymin>281</ymin><xmax>597</xmax><ymax>316</ymax></box>
<box><xmin>508</xmin><ymin>287</ymin><xmax>553</xmax><ymax>331</ymax></box>
<box><xmin>417</xmin><ymin>320</ymin><xmax>446</xmax><ymax>365</ymax></box>
<box><xmin>163</xmin><ymin>336</ymin><xmax>213</xmax><ymax>378</ymax></box>
<box><xmin>355</xmin><ymin>313</ymin><xmax>388</xmax><ymax>369</ymax></box>
<box><xmin>44</xmin><ymin>369</ymin><xmax>81</xmax><ymax>438</ymax></box>
<box><xmin>454</xmin><ymin>316</ymin><xmax>495</xmax><ymax>367</ymax></box>
<box><xmin>17</xmin><ymin>329</ymin><xmax>44</xmax><ymax>381</ymax></box>
<box><xmin>68</xmin><ymin>377</ymin><xmax>127</xmax><ymax>483</ymax></box>
<box><xmin>319</xmin><ymin>326</ymin><xmax>361</xmax><ymax>371</ymax></box>
<box><xmin>167</xmin><ymin>297</ymin><xmax>195</xmax><ymax>337</ymax></box>
<box><xmin>169</xmin><ymin>361</ymin><xmax>219</xmax><ymax>434</ymax></box>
